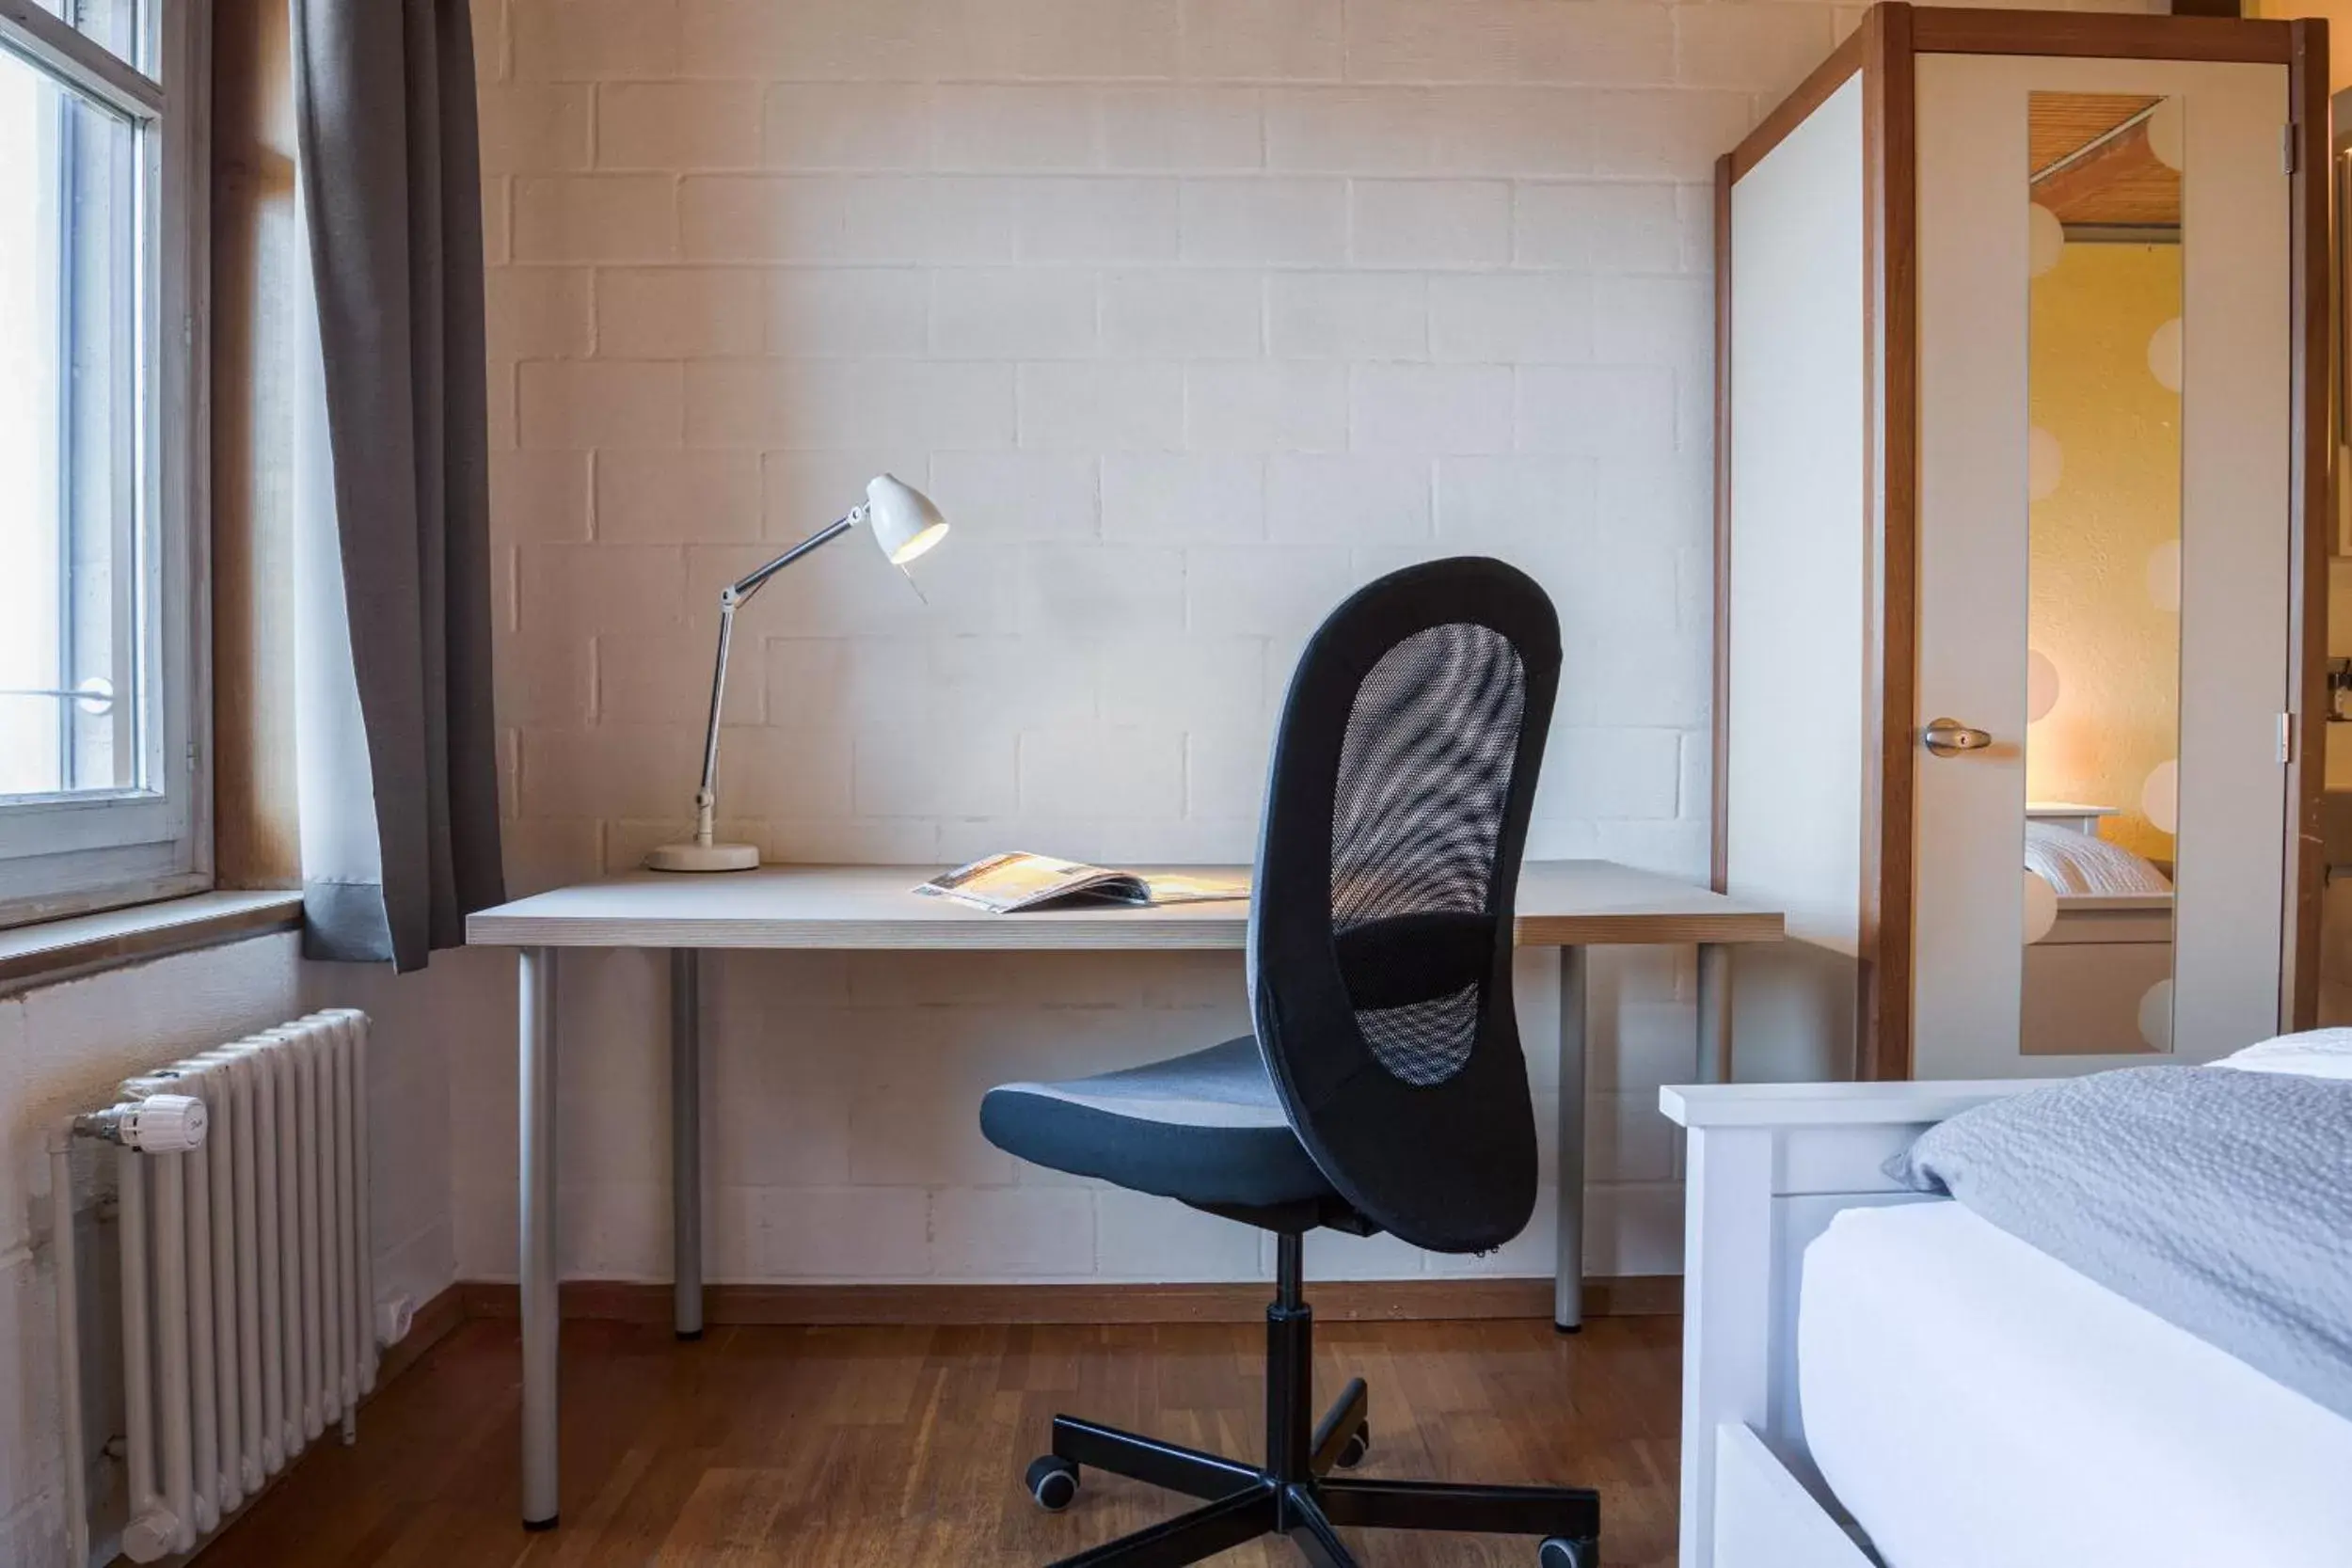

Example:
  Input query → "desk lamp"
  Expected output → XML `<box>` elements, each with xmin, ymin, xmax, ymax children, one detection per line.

<box><xmin>644</xmin><ymin>474</ymin><xmax>948</xmax><ymax>872</ymax></box>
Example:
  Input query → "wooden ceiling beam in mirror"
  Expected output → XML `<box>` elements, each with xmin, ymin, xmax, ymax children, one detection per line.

<box><xmin>2031</xmin><ymin>94</ymin><xmax>2181</xmax><ymax>230</ymax></box>
<box><xmin>2029</xmin><ymin>91</ymin><xmax>2162</xmax><ymax>171</ymax></box>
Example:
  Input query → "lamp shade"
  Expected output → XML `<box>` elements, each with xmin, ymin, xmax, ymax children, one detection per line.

<box><xmin>866</xmin><ymin>474</ymin><xmax>949</xmax><ymax>565</ymax></box>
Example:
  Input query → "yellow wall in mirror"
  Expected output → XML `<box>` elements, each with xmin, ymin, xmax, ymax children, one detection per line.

<box><xmin>2026</xmin><ymin>240</ymin><xmax>2182</xmax><ymax>865</ymax></box>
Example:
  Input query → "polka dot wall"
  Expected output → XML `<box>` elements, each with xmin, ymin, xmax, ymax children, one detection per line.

<box><xmin>2022</xmin><ymin>213</ymin><xmax>2185</xmax><ymax>870</ymax></box>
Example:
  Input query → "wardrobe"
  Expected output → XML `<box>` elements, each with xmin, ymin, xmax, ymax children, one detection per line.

<box><xmin>1713</xmin><ymin>5</ymin><xmax>2329</xmax><ymax>1082</ymax></box>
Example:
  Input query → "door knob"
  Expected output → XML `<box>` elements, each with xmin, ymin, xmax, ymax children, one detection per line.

<box><xmin>1922</xmin><ymin>719</ymin><xmax>1994</xmax><ymax>757</ymax></box>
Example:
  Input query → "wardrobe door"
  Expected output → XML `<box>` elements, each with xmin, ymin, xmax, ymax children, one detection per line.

<box><xmin>1911</xmin><ymin>51</ymin><xmax>2294</xmax><ymax>1079</ymax></box>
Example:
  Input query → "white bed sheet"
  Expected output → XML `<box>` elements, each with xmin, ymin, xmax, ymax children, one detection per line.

<box><xmin>1798</xmin><ymin>1198</ymin><xmax>2352</xmax><ymax>1568</ymax></box>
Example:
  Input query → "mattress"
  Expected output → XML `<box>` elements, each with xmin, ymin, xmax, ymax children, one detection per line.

<box><xmin>1798</xmin><ymin>1199</ymin><xmax>2352</xmax><ymax>1568</ymax></box>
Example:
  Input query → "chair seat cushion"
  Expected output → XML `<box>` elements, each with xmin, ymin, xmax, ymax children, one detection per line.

<box><xmin>979</xmin><ymin>1037</ymin><xmax>1340</xmax><ymax>1211</ymax></box>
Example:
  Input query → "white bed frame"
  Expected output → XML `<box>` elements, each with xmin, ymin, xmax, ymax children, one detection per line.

<box><xmin>1658</xmin><ymin>1079</ymin><xmax>2042</xmax><ymax>1568</ymax></box>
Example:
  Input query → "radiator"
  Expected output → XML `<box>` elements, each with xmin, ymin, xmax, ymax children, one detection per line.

<box><xmin>49</xmin><ymin>1009</ymin><xmax>377</xmax><ymax>1564</ymax></box>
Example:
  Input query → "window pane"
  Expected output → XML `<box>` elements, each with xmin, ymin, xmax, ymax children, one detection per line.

<box><xmin>0</xmin><ymin>48</ymin><xmax>146</xmax><ymax>800</ymax></box>
<box><xmin>26</xmin><ymin>1</ymin><xmax>152</xmax><ymax>73</ymax></box>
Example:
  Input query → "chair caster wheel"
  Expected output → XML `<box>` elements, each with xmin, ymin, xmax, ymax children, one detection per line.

<box><xmin>1335</xmin><ymin>1421</ymin><xmax>1370</xmax><ymax>1469</ymax></box>
<box><xmin>1026</xmin><ymin>1455</ymin><xmax>1079</xmax><ymax>1513</ymax></box>
<box><xmin>1539</xmin><ymin>1536</ymin><xmax>1597</xmax><ymax>1568</ymax></box>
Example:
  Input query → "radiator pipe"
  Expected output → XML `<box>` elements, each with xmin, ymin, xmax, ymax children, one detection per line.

<box><xmin>309</xmin><ymin>1037</ymin><xmax>339</xmax><ymax>1431</ymax></box>
<box><xmin>119</xmin><ymin>1134</ymin><xmax>160</xmax><ymax>1548</ymax></box>
<box><xmin>118</xmin><ymin>1148</ymin><xmax>179</xmax><ymax>1561</ymax></box>
<box><xmin>331</xmin><ymin>1018</ymin><xmax>358</xmax><ymax>1437</ymax></box>
<box><xmin>227</xmin><ymin>1047</ymin><xmax>265</xmax><ymax>1492</ymax></box>
<box><xmin>176</xmin><ymin>1064</ymin><xmax>221</xmax><ymax>1536</ymax></box>
<box><xmin>198</xmin><ymin>1053</ymin><xmax>245</xmax><ymax>1512</ymax></box>
<box><xmin>310</xmin><ymin>1037</ymin><xmax>332</xmax><ymax>1437</ymax></box>
<box><xmin>120</xmin><ymin>1147</ymin><xmax>151</xmax><ymax>1503</ymax></box>
<box><xmin>47</xmin><ymin>1128</ymin><xmax>89</xmax><ymax>1568</ymax></box>
<box><xmin>251</xmin><ymin>1039</ymin><xmax>288</xmax><ymax>1471</ymax></box>
<box><xmin>346</xmin><ymin>1013</ymin><xmax>377</xmax><ymax>1397</ymax></box>
<box><xmin>153</xmin><ymin>1150</ymin><xmax>197</xmax><ymax>1554</ymax></box>
<box><xmin>296</xmin><ymin>1044</ymin><xmax>324</xmax><ymax>1441</ymax></box>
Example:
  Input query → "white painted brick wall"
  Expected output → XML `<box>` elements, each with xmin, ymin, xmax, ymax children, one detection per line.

<box><xmin>466</xmin><ymin>0</ymin><xmax>2160</xmax><ymax>1289</ymax></box>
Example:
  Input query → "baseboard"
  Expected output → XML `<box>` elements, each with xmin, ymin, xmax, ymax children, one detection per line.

<box><xmin>454</xmin><ymin>1275</ymin><xmax>1681</xmax><ymax>1326</ymax></box>
<box><xmin>1581</xmin><ymin>1274</ymin><xmax>1683</xmax><ymax>1318</ymax></box>
<box><xmin>377</xmin><ymin>1282</ymin><xmax>468</xmax><ymax>1384</ymax></box>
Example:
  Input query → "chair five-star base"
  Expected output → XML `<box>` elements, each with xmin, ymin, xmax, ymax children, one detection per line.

<box><xmin>1020</xmin><ymin>1236</ymin><xmax>1600</xmax><ymax>1568</ymax></box>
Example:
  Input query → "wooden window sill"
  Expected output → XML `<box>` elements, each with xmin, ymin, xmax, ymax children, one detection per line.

<box><xmin>0</xmin><ymin>891</ymin><xmax>304</xmax><ymax>997</ymax></box>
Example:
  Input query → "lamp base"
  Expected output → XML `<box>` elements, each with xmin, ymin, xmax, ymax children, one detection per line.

<box><xmin>644</xmin><ymin>840</ymin><xmax>761</xmax><ymax>873</ymax></box>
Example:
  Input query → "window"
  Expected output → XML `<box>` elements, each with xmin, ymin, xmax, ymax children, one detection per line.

<box><xmin>0</xmin><ymin>3</ymin><xmax>202</xmax><ymax>926</ymax></box>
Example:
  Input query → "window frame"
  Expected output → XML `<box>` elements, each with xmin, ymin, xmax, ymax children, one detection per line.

<box><xmin>0</xmin><ymin>0</ymin><xmax>209</xmax><ymax>929</ymax></box>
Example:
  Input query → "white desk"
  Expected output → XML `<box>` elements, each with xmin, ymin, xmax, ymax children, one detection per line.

<box><xmin>467</xmin><ymin>860</ymin><xmax>1783</xmax><ymax>1528</ymax></box>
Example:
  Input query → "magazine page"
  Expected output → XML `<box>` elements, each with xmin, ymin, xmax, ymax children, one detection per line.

<box><xmin>914</xmin><ymin>852</ymin><xmax>1143</xmax><ymax>912</ymax></box>
<box><xmin>1139</xmin><ymin>872</ymin><xmax>1249</xmax><ymax>905</ymax></box>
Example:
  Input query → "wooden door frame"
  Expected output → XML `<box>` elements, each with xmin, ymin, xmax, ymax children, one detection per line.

<box><xmin>2284</xmin><ymin>19</ymin><xmax>2329</xmax><ymax>1036</ymax></box>
<box><xmin>1856</xmin><ymin>5</ymin><xmax>1918</xmax><ymax>1085</ymax></box>
<box><xmin>1713</xmin><ymin>4</ymin><xmax>2328</xmax><ymax>1080</ymax></box>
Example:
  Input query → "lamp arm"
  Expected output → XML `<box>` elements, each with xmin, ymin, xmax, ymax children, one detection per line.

<box><xmin>727</xmin><ymin>511</ymin><xmax>861</xmax><ymax>600</ymax></box>
<box><xmin>689</xmin><ymin>511</ymin><xmax>861</xmax><ymax>847</ymax></box>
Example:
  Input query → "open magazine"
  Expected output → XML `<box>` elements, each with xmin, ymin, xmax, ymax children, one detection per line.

<box><xmin>915</xmin><ymin>852</ymin><xmax>1248</xmax><ymax>913</ymax></box>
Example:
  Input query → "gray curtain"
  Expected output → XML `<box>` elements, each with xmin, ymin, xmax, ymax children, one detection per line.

<box><xmin>290</xmin><ymin>0</ymin><xmax>502</xmax><ymax>971</ymax></box>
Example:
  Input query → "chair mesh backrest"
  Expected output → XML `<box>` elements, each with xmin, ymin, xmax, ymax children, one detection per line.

<box><xmin>1331</xmin><ymin>623</ymin><xmax>1526</xmax><ymax>1088</ymax></box>
<box><xmin>1248</xmin><ymin>559</ymin><xmax>1560</xmax><ymax>1255</ymax></box>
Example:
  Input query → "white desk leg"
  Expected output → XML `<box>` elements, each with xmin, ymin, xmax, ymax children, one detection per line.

<box><xmin>518</xmin><ymin>946</ymin><xmax>560</xmax><ymax>1529</ymax></box>
<box><xmin>1696</xmin><ymin>942</ymin><xmax>1733</xmax><ymax>1085</ymax></box>
<box><xmin>671</xmin><ymin>949</ymin><xmax>704</xmax><ymax>1340</ymax></box>
<box><xmin>1554</xmin><ymin>944</ymin><xmax>1587</xmax><ymax>1333</ymax></box>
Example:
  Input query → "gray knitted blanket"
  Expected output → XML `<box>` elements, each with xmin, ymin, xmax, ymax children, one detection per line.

<box><xmin>1887</xmin><ymin>1065</ymin><xmax>2352</xmax><ymax>1421</ymax></box>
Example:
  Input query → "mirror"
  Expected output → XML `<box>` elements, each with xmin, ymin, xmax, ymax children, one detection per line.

<box><xmin>2021</xmin><ymin>91</ymin><xmax>2183</xmax><ymax>1055</ymax></box>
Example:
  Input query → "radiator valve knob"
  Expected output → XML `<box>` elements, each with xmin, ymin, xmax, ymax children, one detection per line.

<box><xmin>118</xmin><ymin>1094</ymin><xmax>207</xmax><ymax>1153</ymax></box>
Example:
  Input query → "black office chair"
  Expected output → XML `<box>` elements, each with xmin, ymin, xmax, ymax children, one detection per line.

<box><xmin>979</xmin><ymin>558</ymin><xmax>1597</xmax><ymax>1568</ymax></box>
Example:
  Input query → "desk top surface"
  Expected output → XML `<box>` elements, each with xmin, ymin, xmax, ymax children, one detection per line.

<box><xmin>467</xmin><ymin>860</ymin><xmax>1784</xmax><ymax>951</ymax></box>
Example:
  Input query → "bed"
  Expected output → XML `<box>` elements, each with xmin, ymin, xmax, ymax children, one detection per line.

<box><xmin>1802</xmin><ymin>1202</ymin><xmax>2352</xmax><ymax>1568</ymax></box>
<box><xmin>1660</xmin><ymin>1038</ymin><xmax>2352</xmax><ymax>1568</ymax></box>
<box><xmin>2022</xmin><ymin>809</ymin><xmax>2173</xmax><ymax>1054</ymax></box>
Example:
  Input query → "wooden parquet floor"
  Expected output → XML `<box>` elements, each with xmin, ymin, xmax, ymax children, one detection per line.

<box><xmin>194</xmin><ymin>1313</ymin><xmax>1681</xmax><ymax>1567</ymax></box>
